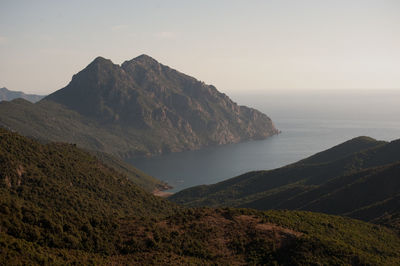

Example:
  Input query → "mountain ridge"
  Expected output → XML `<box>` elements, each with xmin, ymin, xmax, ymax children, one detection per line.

<box><xmin>0</xmin><ymin>87</ymin><xmax>44</xmax><ymax>103</ymax></box>
<box><xmin>170</xmin><ymin>136</ymin><xmax>400</xmax><ymax>230</ymax></box>
<box><xmin>0</xmin><ymin>55</ymin><xmax>278</xmax><ymax>158</ymax></box>
<box><xmin>45</xmin><ymin>54</ymin><xmax>278</xmax><ymax>143</ymax></box>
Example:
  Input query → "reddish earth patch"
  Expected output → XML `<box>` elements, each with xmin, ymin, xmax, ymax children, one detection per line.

<box><xmin>152</xmin><ymin>189</ymin><xmax>173</xmax><ymax>197</ymax></box>
<box><xmin>116</xmin><ymin>210</ymin><xmax>302</xmax><ymax>264</ymax></box>
<box><xmin>236</xmin><ymin>215</ymin><xmax>302</xmax><ymax>237</ymax></box>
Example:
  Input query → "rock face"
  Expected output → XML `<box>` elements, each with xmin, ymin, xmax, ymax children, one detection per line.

<box><xmin>0</xmin><ymin>87</ymin><xmax>44</xmax><ymax>103</ymax></box>
<box><xmin>44</xmin><ymin>54</ymin><xmax>279</xmax><ymax>156</ymax></box>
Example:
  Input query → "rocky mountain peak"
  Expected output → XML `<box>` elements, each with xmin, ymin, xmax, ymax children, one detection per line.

<box><xmin>41</xmin><ymin>54</ymin><xmax>278</xmax><ymax>156</ymax></box>
<box><xmin>80</xmin><ymin>56</ymin><xmax>120</xmax><ymax>75</ymax></box>
<box><xmin>132</xmin><ymin>54</ymin><xmax>159</xmax><ymax>63</ymax></box>
<box><xmin>91</xmin><ymin>56</ymin><xmax>114</xmax><ymax>65</ymax></box>
<box><xmin>121</xmin><ymin>54</ymin><xmax>166</xmax><ymax>82</ymax></box>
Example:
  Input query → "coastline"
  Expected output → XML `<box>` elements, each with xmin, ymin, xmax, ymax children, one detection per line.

<box><xmin>152</xmin><ymin>182</ymin><xmax>174</xmax><ymax>197</ymax></box>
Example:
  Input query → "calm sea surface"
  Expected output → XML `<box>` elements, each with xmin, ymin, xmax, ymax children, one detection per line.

<box><xmin>127</xmin><ymin>90</ymin><xmax>400</xmax><ymax>192</ymax></box>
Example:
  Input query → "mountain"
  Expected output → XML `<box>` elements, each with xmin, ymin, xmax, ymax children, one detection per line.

<box><xmin>1</xmin><ymin>129</ymin><xmax>400</xmax><ymax>264</ymax></box>
<box><xmin>0</xmin><ymin>54</ymin><xmax>276</xmax><ymax>190</ymax></box>
<box><xmin>41</xmin><ymin>54</ymin><xmax>277</xmax><ymax>156</ymax></box>
<box><xmin>0</xmin><ymin>87</ymin><xmax>44</xmax><ymax>103</ymax></box>
<box><xmin>170</xmin><ymin>136</ymin><xmax>400</xmax><ymax>230</ymax></box>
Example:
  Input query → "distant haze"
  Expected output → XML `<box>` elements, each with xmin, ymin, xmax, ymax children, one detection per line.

<box><xmin>230</xmin><ymin>89</ymin><xmax>400</xmax><ymax>122</ymax></box>
<box><xmin>0</xmin><ymin>0</ymin><xmax>400</xmax><ymax>94</ymax></box>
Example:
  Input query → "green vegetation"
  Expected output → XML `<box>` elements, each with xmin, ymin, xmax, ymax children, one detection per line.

<box><xmin>0</xmin><ymin>99</ymin><xmax>170</xmax><ymax>192</ymax></box>
<box><xmin>2</xmin><ymin>129</ymin><xmax>400</xmax><ymax>264</ymax></box>
<box><xmin>0</xmin><ymin>98</ymin><xmax>162</xmax><ymax>158</ymax></box>
<box><xmin>0</xmin><ymin>129</ymin><xmax>174</xmax><ymax>254</ymax></box>
<box><xmin>170</xmin><ymin>136</ymin><xmax>400</xmax><ymax>230</ymax></box>
<box><xmin>91</xmin><ymin>150</ymin><xmax>170</xmax><ymax>192</ymax></box>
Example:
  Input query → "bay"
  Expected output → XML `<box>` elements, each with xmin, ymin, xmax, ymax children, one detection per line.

<box><xmin>127</xmin><ymin>90</ymin><xmax>400</xmax><ymax>192</ymax></box>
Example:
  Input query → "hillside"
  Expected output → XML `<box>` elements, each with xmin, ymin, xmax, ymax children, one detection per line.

<box><xmin>0</xmin><ymin>128</ymin><xmax>174</xmax><ymax>261</ymax></box>
<box><xmin>91</xmin><ymin>150</ymin><xmax>171</xmax><ymax>193</ymax></box>
<box><xmin>0</xmin><ymin>87</ymin><xmax>44</xmax><ymax>103</ymax></box>
<box><xmin>2</xmin><ymin>129</ymin><xmax>400</xmax><ymax>264</ymax></box>
<box><xmin>0</xmin><ymin>99</ymin><xmax>167</xmax><ymax>192</ymax></box>
<box><xmin>170</xmin><ymin>136</ymin><xmax>400</xmax><ymax>229</ymax></box>
<box><xmin>0</xmin><ymin>55</ymin><xmax>278</xmax><ymax>158</ymax></box>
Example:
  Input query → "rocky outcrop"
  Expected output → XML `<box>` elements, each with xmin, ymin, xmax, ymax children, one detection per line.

<box><xmin>0</xmin><ymin>55</ymin><xmax>278</xmax><ymax>158</ymax></box>
<box><xmin>43</xmin><ymin>55</ymin><xmax>278</xmax><ymax>156</ymax></box>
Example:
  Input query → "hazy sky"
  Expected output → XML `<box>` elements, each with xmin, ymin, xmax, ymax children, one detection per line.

<box><xmin>1</xmin><ymin>0</ymin><xmax>399</xmax><ymax>94</ymax></box>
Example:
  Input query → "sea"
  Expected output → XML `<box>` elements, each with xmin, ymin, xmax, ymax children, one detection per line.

<box><xmin>127</xmin><ymin>89</ymin><xmax>400</xmax><ymax>192</ymax></box>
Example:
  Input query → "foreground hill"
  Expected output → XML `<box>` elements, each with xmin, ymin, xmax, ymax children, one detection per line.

<box><xmin>0</xmin><ymin>87</ymin><xmax>44</xmax><ymax>103</ymax></box>
<box><xmin>170</xmin><ymin>136</ymin><xmax>400</xmax><ymax>230</ymax></box>
<box><xmin>91</xmin><ymin>150</ymin><xmax>171</xmax><ymax>193</ymax></box>
<box><xmin>0</xmin><ymin>55</ymin><xmax>278</xmax><ymax>158</ymax></box>
<box><xmin>2</xmin><ymin>129</ymin><xmax>400</xmax><ymax>264</ymax></box>
<box><xmin>0</xmin><ymin>99</ymin><xmax>167</xmax><ymax>191</ymax></box>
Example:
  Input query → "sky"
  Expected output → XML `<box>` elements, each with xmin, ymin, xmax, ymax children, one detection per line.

<box><xmin>0</xmin><ymin>0</ymin><xmax>399</xmax><ymax>94</ymax></box>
